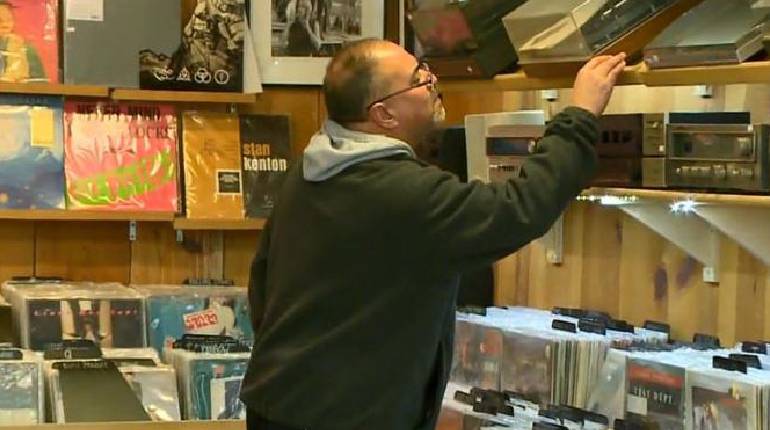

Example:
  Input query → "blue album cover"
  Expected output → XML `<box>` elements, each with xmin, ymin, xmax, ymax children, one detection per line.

<box><xmin>0</xmin><ymin>361</ymin><xmax>41</xmax><ymax>424</ymax></box>
<box><xmin>0</xmin><ymin>95</ymin><xmax>64</xmax><ymax>209</ymax></box>
<box><xmin>145</xmin><ymin>288</ymin><xmax>254</xmax><ymax>354</ymax></box>
<box><xmin>189</xmin><ymin>358</ymin><xmax>248</xmax><ymax>420</ymax></box>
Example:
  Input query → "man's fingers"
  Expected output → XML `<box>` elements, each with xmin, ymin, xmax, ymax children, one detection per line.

<box><xmin>584</xmin><ymin>55</ymin><xmax>613</xmax><ymax>70</ymax></box>
<box><xmin>595</xmin><ymin>53</ymin><xmax>626</xmax><ymax>76</ymax></box>
<box><xmin>607</xmin><ymin>60</ymin><xmax>626</xmax><ymax>83</ymax></box>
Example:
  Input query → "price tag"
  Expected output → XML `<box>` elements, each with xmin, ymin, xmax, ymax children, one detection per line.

<box><xmin>183</xmin><ymin>309</ymin><xmax>221</xmax><ymax>335</ymax></box>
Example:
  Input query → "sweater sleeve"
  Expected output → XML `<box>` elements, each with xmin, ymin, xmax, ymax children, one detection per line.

<box><xmin>414</xmin><ymin>106</ymin><xmax>599</xmax><ymax>271</ymax></box>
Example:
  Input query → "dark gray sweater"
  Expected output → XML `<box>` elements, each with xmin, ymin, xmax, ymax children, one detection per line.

<box><xmin>240</xmin><ymin>107</ymin><xmax>599</xmax><ymax>430</ymax></box>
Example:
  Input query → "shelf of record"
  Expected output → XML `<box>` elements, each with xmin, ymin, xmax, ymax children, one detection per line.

<box><xmin>0</xmin><ymin>96</ymin><xmax>292</xmax><ymax>230</ymax></box>
<box><xmin>438</xmin><ymin>306</ymin><xmax>770</xmax><ymax>430</ymax></box>
<box><xmin>0</xmin><ymin>279</ymin><xmax>255</xmax><ymax>425</ymax></box>
<box><xmin>0</xmin><ymin>0</ymin><xmax>259</xmax><ymax>102</ymax></box>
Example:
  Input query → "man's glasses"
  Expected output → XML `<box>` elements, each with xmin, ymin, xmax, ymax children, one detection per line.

<box><xmin>366</xmin><ymin>62</ymin><xmax>437</xmax><ymax>110</ymax></box>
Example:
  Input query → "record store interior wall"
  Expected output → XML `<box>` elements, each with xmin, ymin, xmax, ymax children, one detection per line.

<box><xmin>464</xmin><ymin>83</ymin><xmax>770</xmax><ymax>348</ymax></box>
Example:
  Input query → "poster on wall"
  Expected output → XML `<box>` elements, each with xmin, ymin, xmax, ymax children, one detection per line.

<box><xmin>140</xmin><ymin>0</ymin><xmax>249</xmax><ymax>92</ymax></box>
<box><xmin>254</xmin><ymin>0</ymin><xmax>384</xmax><ymax>84</ymax></box>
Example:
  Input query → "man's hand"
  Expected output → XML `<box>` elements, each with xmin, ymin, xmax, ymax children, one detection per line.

<box><xmin>572</xmin><ymin>53</ymin><xmax>626</xmax><ymax>117</ymax></box>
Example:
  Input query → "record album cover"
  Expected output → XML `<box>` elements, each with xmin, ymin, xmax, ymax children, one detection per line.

<box><xmin>690</xmin><ymin>385</ymin><xmax>749</xmax><ymax>430</ymax></box>
<box><xmin>25</xmin><ymin>298</ymin><xmax>145</xmax><ymax>350</ymax></box>
<box><xmin>120</xmin><ymin>366</ymin><xmax>181</xmax><ymax>421</ymax></box>
<box><xmin>64</xmin><ymin>100</ymin><xmax>179</xmax><ymax>211</ymax></box>
<box><xmin>0</xmin><ymin>95</ymin><xmax>65</xmax><ymax>209</ymax></box>
<box><xmin>0</xmin><ymin>360</ymin><xmax>41</xmax><ymax>424</ymax></box>
<box><xmin>182</xmin><ymin>112</ymin><xmax>244</xmax><ymax>219</ymax></box>
<box><xmin>62</xmin><ymin>0</ymin><xmax>180</xmax><ymax>87</ymax></box>
<box><xmin>0</xmin><ymin>0</ymin><xmax>58</xmax><ymax>83</ymax></box>
<box><xmin>188</xmin><ymin>358</ymin><xmax>248</xmax><ymax>420</ymax></box>
<box><xmin>140</xmin><ymin>0</ymin><xmax>246</xmax><ymax>92</ymax></box>
<box><xmin>143</xmin><ymin>287</ymin><xmax>253</xmax><ymax>354</ymax></box>
<box><xmin>500</xmin><ymin>331</ymin><xmax>555</xmax><ymax>407</ymax></box>
<box><xmin>239</xmin><ymin>114</ymin><xmax>291</xmax><ymax>218</ymax></box>
<box><xmin>626</xmin><ymin>358</ymin><xmax>685</xmax><ymax>430</ymax></box>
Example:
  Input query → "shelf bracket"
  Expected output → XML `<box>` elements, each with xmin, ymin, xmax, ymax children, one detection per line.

<box><xmin>616</xmin><ymin>202</ymin><xmax>720</xmax><ymax>282</ymax></box>
<box><xmin>694</xmin><ymin>205</ymin><xmax>770</xmax><ymax>267</ymax></box>
<box><xmin>540</xmin><ymin>214</ymin><xmax>564</xmax><ymax>265</ymax></box>
<box><xmin>128</xmin><ymin>221</ymin><xmax>137</xmax><ymax>242</ymax></box>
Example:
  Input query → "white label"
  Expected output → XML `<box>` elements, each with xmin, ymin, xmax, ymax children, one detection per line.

<box><xmin>627</xmin><ymin>394</ymin><xmax>648</xmax><ymax>415</ymax></box>
<box><xmin>183</xmin><ymin>309</ymin><xmax>221</xmax><ymax>335</ymax></box>
<box><xmin>66</xmin><ymin>0</ymin><xmax>104</xmax><ymax>21</ymax></box>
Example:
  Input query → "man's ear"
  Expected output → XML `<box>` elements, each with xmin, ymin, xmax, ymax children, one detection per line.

<box><xmin>369</xmin><ymin>103</ymin><xmax>399</xmax><ymax>130</ymax></box>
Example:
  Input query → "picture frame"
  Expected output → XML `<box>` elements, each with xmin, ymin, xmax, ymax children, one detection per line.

<box><xmin>254</xmin><ymin>1</ymin><xmax>385</xmax><ymax>85</ymax></box>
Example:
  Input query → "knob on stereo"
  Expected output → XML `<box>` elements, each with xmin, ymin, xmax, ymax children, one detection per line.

<box><xmin>737</xmin><ymin>136</ymin><xmax>754</xmax><ymax>157</ymax></box>
<box><xmin>712</xmin><ymin>164</ymin><xmax>727</xmax><ymax>180</ymax></box>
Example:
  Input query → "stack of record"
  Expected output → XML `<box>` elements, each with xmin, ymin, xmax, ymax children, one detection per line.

<box><xmin>0</xmin><ymin>348</ymin><xmax>43</xmax><ymax>425</ymax></box>
<box><xmin>165</xmin><ymin>335</ymin><xmax>250</xmax><ymax>421</ymax></box>
<box><xmin>451</xmin><ymin>307</ymin><xmax>669</xmax><ymax>409</ymax></box>
<box><xmin>587</xmin><ymin>340</ymin><xmax>770</xmax><ymax>430</ymax></box>
<box><xmin>4</xmin><ymin>282</ymin><xmax>146</xmax><ymax>351</ymax></box>
<box><xmin>102</xmin><ymin>348</ymin><xmax>181</xmax><ymax>422</ymax></box>
<box><xmin>133</xmin><ymin>284</ymin><xmax>253</xmax><ymax>354</ymax></box>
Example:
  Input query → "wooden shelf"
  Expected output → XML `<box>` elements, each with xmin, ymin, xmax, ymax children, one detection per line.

<box><xmin>0</xmin><ymin>83</ymin><xmax>109</xmax><ymax>97</ymax></box>
<box><xmin>582</xmin><ymin>187</ymin><xmax>770</xmax><ymax>208</ymax></box>
<box><xmin>0</xmin><ymin>210</ymin><xmax>176</xmax><ymax>222</ymax></box>
<box><xmin>173</xmin><ymin>218</ymin><xmax>267</xmax><ymax>231</ymax></box>
<box><xmin>439</xmin><ymin>61</ymin><xmax>770</xmax><ymax>92</ymax></box>
<box><xmin>7</xmin><ymin>420</ymin><xmax>245</xmax><ymax>430</ymax></box>
<box><xmin>111</xmin><ymin>89</ymin><xmax>258</xmax><ymax>104</ymax></box>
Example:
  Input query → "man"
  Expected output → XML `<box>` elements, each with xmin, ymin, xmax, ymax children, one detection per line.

<box><xmin>241</xmin><ymin>39</ymin><xmax>626</xmax><ymax>430</ymax></box>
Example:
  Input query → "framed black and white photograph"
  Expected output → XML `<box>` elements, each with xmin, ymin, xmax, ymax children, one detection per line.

<box><xmin>253</xmin><ymin>0</ymin><xmax>384</xmax><ymax>84</ymax></box>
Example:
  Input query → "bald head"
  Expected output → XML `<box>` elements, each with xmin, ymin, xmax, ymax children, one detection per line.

<box><xmin>323</xmin><ymin>39</ymin><xmax>408</xmax><ymax>125</ymax></box>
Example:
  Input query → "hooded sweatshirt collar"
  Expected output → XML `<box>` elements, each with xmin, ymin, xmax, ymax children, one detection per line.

<box><xmin>303</xmin><ymin>120</ymin><xmax>416</xmax><ymax>182</ymax></box>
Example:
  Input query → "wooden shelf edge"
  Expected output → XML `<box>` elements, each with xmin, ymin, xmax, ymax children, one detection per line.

<box><xmin>7</xmin><ymin>420</ymin><xmax>245</xmax><ymax>430</ymax></box>
<box><xmin>173</xmin><ymin>218</ymin><xmax>267</xmax><ymax>231</ymax></box>
<box><xmin>112</xmin><ymin>89</ymin><xmax>258</xmax><ymax>104</ymax></box>
<box><xmin>0</xmin><ymin>210</ymin><xmax>176</xmax><ymax>222</ymax></box>
<box><xmin>582</xmin><ymin>187</ymin><xmax>770</xmax><ymax>207</ymax></box>
<box><xmin>0</xmin><ymin>83</ymin><xmax>109</xmax><ymax>97</ymax></box>
<box><xmin>439</xmin><ymin>61</ymin><xmax>770</xmax><ymax>93</ymax></box>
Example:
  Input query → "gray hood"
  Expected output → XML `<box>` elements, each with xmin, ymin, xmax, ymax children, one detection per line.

<box><xmin>303</xmin><ymin>120</ymin><xmax>416</xmax><ymax>182</ymax></box>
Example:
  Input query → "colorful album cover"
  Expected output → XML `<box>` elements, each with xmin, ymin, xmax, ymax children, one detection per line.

<box><xmin>0</xmin><ymin>95</ymin><xmax>65</xmax><ymax>209</ymax></box>
<box><xmin>139</xmin><ymin>0</ymin><xmax>246</xmax><ymax>92</ymax></box>
<box><xmin>182</xmin><ymin>112</ymin><xmax>244</xmax><ymax>219</ymax></box>
<box><xmin>63</xmin><ymin>100</ymin><xmax>179</xmax><ymax>211</ymax></box>
<box><xmin>687</xmin><ymin>371</ymin><xmax>756</xmax><ymax>430</ymax></box>
<box><xmin>188</xmin><ymin>358</ymin><xmax>248</xmax><ymax>420</ymax></box>
<box><xmin>144</xmin><ymin>288</ymin><xmax>253</xmax><ymax>354</ymax></box>
<box><xmin>626</xmin><ymin>358</ymin><xmax>686</xmax><ymax>430</ymax></box>
<box><xmin>0</xmin><ymin>0</ymin><xmax>58</xmax><ymax>83</ymax></box>
<box><xmin>0</xmin><ymin>361</ymin><xmax>41</xmax><ymax>424</ymax></box>
<box><xmin>500</xmin><ymin>331</ymin><xmax>555</xmax><ymax>407</ymax></box>
<box><xmin>239</xmin><ymin>114</ymin><xmax>291</xmax><ymax>218</ymax></box>
<box><xmin>25</xmin><ymin>298</ymin><xmax>145</xmax><ymax>350</ymax></box>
